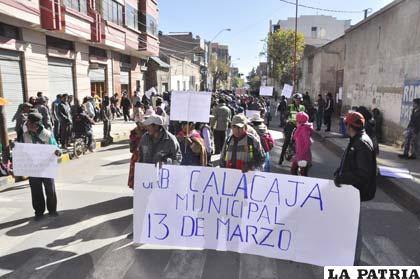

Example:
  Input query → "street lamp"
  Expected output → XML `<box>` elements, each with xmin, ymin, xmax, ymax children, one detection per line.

<box><xmin>208</xmin><ymin>28</ymin><xmax>231</xmax><ymax>91</ymax></box>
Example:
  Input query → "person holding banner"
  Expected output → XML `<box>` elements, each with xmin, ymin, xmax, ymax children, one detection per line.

<box><xmin>279</xmin><ymin>93</ymin><xmax>306</xmax><ymax>165</ymax></box>
<box><xmin>220</xmin><ymin>114</ymin><xmax>266</xmax><ymax>172</ymax></box>
<box><xmin>177</xmin><ymin>122</ymin><xmax>207</xmax><ymax>166</ymax></box>
<box><xmin>16</xmin><ymin>112</ymin><xmax>61</xmax><ymax>221</ymax></box>
<box><xmin>138</xmin><ymin>115</ymin><xmax>182</xmax><ymax>165</ymax></box>
<box><xmin>334</xmin><ymin>111</ymin><xmax>377</xmax><ymax>265</ymax></box>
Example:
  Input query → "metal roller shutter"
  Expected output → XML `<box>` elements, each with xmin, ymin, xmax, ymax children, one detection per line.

<box><xmin>120</xmin><ymin>71</ymin><xmax>129</xmax><ymax>85</ymax></box>
<box><xmin>89</xmin><ymin>65</ymin><xmax>106</xmax><ymax>82</ymax></box>
<box><xmin>0</xmin><ymin>49</ymin><xmax>25</xmax><ymax>131</ymax></box>
<box><xmin>48</xmin><ymin>57</ymin><xmax>74</xmax><ymax>96</ymax></box>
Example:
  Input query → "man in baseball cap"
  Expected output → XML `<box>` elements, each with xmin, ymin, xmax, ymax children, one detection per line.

<box><xmin>334</xmin><ymin>111</ymin><xmax>377</xmax><ymax>265</ymax></box>
<box><xmin>16</xmin><ymin>112</ymin><xmax>61</xmax><ymax>221</ymax></box>
<box><xmin>138</xmin><ymin>115</ymin><xmax>181</xmax><ymax>165</ymax></box>
<box><xmin>219</xmin><ymin>114</ymin><xmax>266</xmax><ymax>172</ymax></box>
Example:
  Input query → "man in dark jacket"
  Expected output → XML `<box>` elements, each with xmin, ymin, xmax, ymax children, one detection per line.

<box><xmin>121</xmin><ymin>92</ymin><xmax>132</xmax><ymax>122</ymax></box>
<box><xmin>399</xmin><ymin>98</ymin><xmax>420</xmax><ymax>159</ymax></box>
<box><xmin>36</xmin><ymin>96</ymin><xmax>53</xmax><ymax>130</ymax></box>
<box><xmin>277</xmin><ymin>96</ymin><xmax>287</xmax><ymax>128</ymax></box>
<box><xmin>139</xmin><ymin>115</ymin><xmax>182</xmax><ymax>165</ymax></box>
<box><xmin>324</xmin><ymin>92</ymin><xmax>334</xmax><ymax>132</ymax></box>
<box><xmin>334</xmin><ymin>111</ymin><xmax>377</xmax><ymax>265</ymax></box>
<box><xmin>58</xmin><ymin>94</ymin><xmax>72</xmax><ymax>148</ymax></box>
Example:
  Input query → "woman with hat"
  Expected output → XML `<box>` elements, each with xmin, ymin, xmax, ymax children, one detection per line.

<box><xmin>291</xmin><ymin>112</ymin><xmax>313</xmax><ymax>176</ymax></box>
<box><xmin>250</xmin><ymin>113</ymin><xmax>274</xmax><ymax>172</ymax></box>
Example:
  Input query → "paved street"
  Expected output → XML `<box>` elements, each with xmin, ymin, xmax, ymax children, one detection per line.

<box><xmin>1</xmin><ymin>119</ymin><xmax>419</xmax><ymax>279</ymax></box>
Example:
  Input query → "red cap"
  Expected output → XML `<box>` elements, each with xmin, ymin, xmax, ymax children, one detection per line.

<box><xmin>344</xmin><ymin>112</ymin><xmax>365</xmax><ymax>128</ymax></box>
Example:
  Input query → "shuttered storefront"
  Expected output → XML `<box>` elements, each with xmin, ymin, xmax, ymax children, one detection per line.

<box><xmin>48</xmin><ymin>57</ymin><xmax>74</xmax><ymax>96</ymax></box>
<box><xmin>0</xmin><ymin>49</ymin><xmax>25</xmax><ymax>131</ymax></box>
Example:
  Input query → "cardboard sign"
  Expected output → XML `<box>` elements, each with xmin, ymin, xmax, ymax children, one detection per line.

<box><xmin>246</xmin><ymin>110</ymin><xmax>261</xmax><ymax>119</ymax></box>
<box><xmin>282</xmin><ymin>84</ymin><xmax>294</xmax><ymax>99</ymax></box>
<box><xmin>260</xmin><ymin>86</ymin><xmax>274</xmax><ymax>96</ymax></box>
<box><xmin>170</xmin><ymin>91</ymin><xmax>212</xmax><ymax>123</ymax></box>
<box><xmin>134</xmin><ymin>164</ymin><xmax>360</xmax><ymax>267</ymax></box>
<box><xmin>13</xmin><ymin>143</ymin><xmax>59</xmax><ymax>179</ymax></box>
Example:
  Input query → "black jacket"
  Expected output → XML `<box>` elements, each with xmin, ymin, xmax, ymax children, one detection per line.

<box><xmin>335</xmin><ymin>130</ymin><xmax>377</xmax><ymax>201</ymax></box>
<box><xmin>408</xmin><ymin>108</ymin><xmax>420</xmax><ymax>134</ymax></box>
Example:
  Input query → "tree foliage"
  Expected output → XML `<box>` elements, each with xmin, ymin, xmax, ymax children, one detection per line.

<box><xmin>246</xmin><ymin>68</ymin><xmax>261</xmax><ymax>92</ymax></box>
<box><xmin>209</xmin><ymin>56</ymin><xmax>230</xmax><ymax>91</ymax></box>
<box><xmin>232</xmin><ymin>76</ymin><xmax>245</xmax><ymax>89</ymax></box>
<box><xmin>267</xmin><ymin>29</ymin><xmax>305</xmax><ymax>84</ymax></box>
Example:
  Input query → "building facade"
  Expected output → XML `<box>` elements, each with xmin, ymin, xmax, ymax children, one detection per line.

<box><xmin>0</xmin><ymin>0</ymin><xmax>159</xmax><ymax>131</ymax></box>
<box><xmin>273</xmin><ymin>15</ymin><xmax>351</xmax><ymax>47</ymax></box>
<box><xmin>299</xmin><ymin>0</ymin><xmax>420</xmax><ymax>144</ymax></box>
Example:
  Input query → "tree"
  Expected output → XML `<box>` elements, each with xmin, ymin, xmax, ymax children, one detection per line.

<box><xmin>232</xmin><ymin>76</ymin><xmax>245</xmax><ymax>89</ymax></box>
<box><xmin>209</xmin><ymin>56</ymin><xmax>230</xmax><ymax>91</ymax></box>
<box><xmin>246</xmin><ymin>68</ymin><xmax>261</xmax><ymax>92</ymax></box>
<box><xmin>267</xmin><ymin>29</ymin><xmax>305</xmax><ymax>85</ymax></box>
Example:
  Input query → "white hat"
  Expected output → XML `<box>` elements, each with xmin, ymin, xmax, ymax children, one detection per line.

<box><xmin>250</xmin><ymin>113</ymin><xmax>264</xmax><ymax>123</ymax></box>
<box><xmin>142</xmin><ymin>115</ymin><xmax>163</xmax><ymax>126</ymax></box>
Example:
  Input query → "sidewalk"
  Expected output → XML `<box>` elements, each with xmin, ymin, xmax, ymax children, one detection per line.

<box><xmin>313</xmin><ymin>117</ymin><xmax>420</xmax><ymax>215</ymax></box>
<box><xmin>0</xmin><ymin>118</ymin><xmax>135</xmax><ymax>188</ymax></box>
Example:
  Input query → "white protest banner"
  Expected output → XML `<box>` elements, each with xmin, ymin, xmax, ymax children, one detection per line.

<box><xmin>13</xmin><ymin>143</ymin><xmax>59</xmax><ymax>179</ymax></box>
<box><xmin>246</xmin><ymin>110</ymin><xmax>261</xmax><ymax>119</ymax></box>
<box><xmin>134</xmin><ymin>164</ymin><xmax>360</xmax><ymax>266</ymax></box>
<box><xmin>259</xmin><ymin>86</ymin><xmax>274</xmax><ymax>96</ymax></box>
<box><xmin>282</xmin><ymin>84</ymin><xmax>294</xmax><ymax>98</ymax></box>
<box><xmin>170</xmin><ymin>91</ymin><xmax>212</xmax><ymax>123</ymax></box>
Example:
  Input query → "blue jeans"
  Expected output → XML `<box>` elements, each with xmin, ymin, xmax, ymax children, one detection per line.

<box><xmin>403</xmin><ymin>128</ymin><xmax>418</xmax><ymax>156</ymax></box>
<box><xmin>316</xmin><ymin>110</ymin><xmax>324</xmax><ymax>130</ymax></box>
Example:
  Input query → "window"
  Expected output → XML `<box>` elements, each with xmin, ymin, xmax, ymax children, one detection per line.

<box><xmin>64</xmin><ymin>0</ymin><xmax>87</xmax><ymax>14</ymax></box>
<box><xmin>125</xmin><ymin>4</ymin><xmax>138</xmax><ymax>30</ymax></box>
<box><xmin>46</xmin><ymin>36</ymin><xmax>74</xmax><ymax>50</ymax></box>
<box><xmin>89</xmin><ymin>46</ymin><xmax>107</xmax><ymax>58</ymax></box>
<box><xmin>311</xmin><ymin>26</ymin><xmax>318</xmax><ymax>38</ymax></box>
<box><xmin>140</xmin><ymin>13</ymin><xmax>158</xmax><ymax>37</ymax></box>
<box><xmin>100</xmin><ymin>0</ymin><xmax>124</xmax><ymax>26</ymax></box>
<box><xmin>0</xmin><ymin>23</ymin><xmax>20</xmax><ymax>40</ymax></box>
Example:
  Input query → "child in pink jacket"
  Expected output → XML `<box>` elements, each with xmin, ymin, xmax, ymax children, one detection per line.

<box><xmin>291</xmin><ymin>112</ymin><xmax>313</xmax><ymax>176</ymax></box>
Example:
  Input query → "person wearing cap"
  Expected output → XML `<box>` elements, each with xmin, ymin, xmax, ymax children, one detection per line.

<box><xmin>250</xmin><ymin>114</ymin><xmax>274</xmax><ymax>172</ymax></box>
<box><xmin>334</xmin><ymin>111</ymin><xmax>377</xmax><ymax>265</ymax></box>
<box><xmin>16</xmin><ymin>112</ymin><xmax>61</xmax><ymax>221</ymax></box>
<box><xmin>36</xmin><ymin>96</ymin><xmax>53</xmax><ymax>130</ymax></box>
<box><xmin>212</xmin><ymin>99</ymin><xmax>232</xmax><ymax>154</ymax></box>
<box><xmin>279</xmin><ymin>93</ymin><xmax>306</xmax><ymax>165</ymax></box>
<box><xmin>138</xmin><ymin>115</ymin><xmax>182</xmax><ymax>165</ymax></box>
<box><xmin>334</xmin><ymin>111</ymin><xmax>377</xmax><ymax>199</ymax></box>
<box><xmin>220</xmin><ymin>114</ymin><xmax>266</xmax><ymax>172</ymax></box>
<box><xmin>291</xmin><ymin>112</ymin><xmax>313</xmax><ymax>176</ymax></box>
<box><xmin>399</xmin><ymin>98</ymin><xmax>420</xmax><ymax>159</ymax></box>
<box><xmin>324</xmin><ymin>92</ymin><xmax>334</xmax><ymax>132</ymax></box>
<box><xmin>58</xmin><ymin>94</ymin><xmax>73</xmax><ymax>148</ymax></box>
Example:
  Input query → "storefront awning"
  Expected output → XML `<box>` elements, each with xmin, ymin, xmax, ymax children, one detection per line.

<box><xmin>150</xmin><ymin>57</ymin><xmax>170</xmax><ymax>68</ymax></box>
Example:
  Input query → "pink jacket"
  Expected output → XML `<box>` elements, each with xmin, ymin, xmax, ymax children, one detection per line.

<box><xmin>293</xmin><ymin>123</ymin><xmax>313</xmax><ymax>162</ymax></box>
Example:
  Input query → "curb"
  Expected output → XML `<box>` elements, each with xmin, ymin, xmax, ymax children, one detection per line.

<box><xmin>0</xmin><ymin>132</ymin><xmax>130</xmax><ymax>189</ymax></box>
<box><xmin>313</xmin><ymin>130</ymin><xmax>420</xmax><ymax>216</ymax></box>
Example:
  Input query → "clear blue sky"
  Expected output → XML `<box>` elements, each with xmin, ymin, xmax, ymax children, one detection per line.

<box><xmin>159</xmin><ymin>0</ymin><xmax>393</xmax><ymax>76</ymax></box>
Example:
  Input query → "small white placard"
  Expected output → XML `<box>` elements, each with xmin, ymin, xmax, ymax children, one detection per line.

<box><xmin>282</xmin><ymin>84</ymin><xmax>294</xmax><ymax>98</ymax></box>
<box><xmin>259</xmin><ymin>86</ymin><xmax>274</xmax><ymax>96</ymax></box>
<box><xmin>13</xmin><ymin>143</ymin><xmax>59</xmax><ymax>179</ymax></box>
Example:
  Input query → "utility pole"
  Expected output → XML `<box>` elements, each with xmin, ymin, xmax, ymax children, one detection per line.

<box><xmin>292</xmin><ymin>0</ymin><xmax>298</xmax><ymax>93</ymax></box>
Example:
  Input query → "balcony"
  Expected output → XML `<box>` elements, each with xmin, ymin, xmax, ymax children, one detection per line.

<box><xmin>0</xmin><ymin>0</ymin><xmax>41</xmax><ymax>26</ymax></box>
<box><xmin>139</xmin><ymin>0</ymin><xmax>159</xmax><ymax>57</ymax></box>
<box><xmin>40</xmin><ymin>0</ymin><xmax>94</xmax><ymax>42</ymax></box>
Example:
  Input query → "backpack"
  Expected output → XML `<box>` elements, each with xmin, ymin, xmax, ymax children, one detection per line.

<box><xmin>260</xmin><ymin>133</ymin><xmax>274</xmax><ymax>152</ymax></box>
